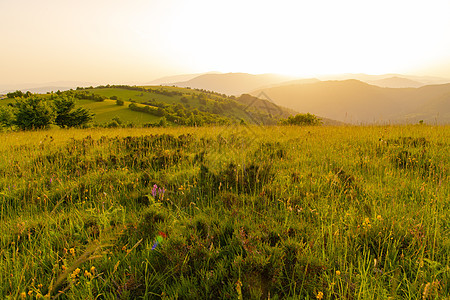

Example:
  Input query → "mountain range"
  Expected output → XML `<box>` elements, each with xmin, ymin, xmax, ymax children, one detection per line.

<box><xmin>150</xmin><ymin>72</ymin><xmax>450</xmax><ymax>95</ymax></box>
<box><xmin>168</xmin><ymin>73</ymin><xmax>295</xmax><ymax>96</ymax></box>
<box><xmin>252</xmin><ymin>80</ymin><xmax>450</xmax><ymax>124</ymax></box>
<box><xmin>0</xmin><ymin>81</ymin><xmax>95</xmax><ymax>94</ymax></box>
<box><xmin>147</xmin><ymin>72</ymin><xmax>449</xmax><ymax>124</ymax></box>
<box><xmin>3</xmin><ymin>72</ymin><xmax>449</xmax><ymax>124</ymax></box>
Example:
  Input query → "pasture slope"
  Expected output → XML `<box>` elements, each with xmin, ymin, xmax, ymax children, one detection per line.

<box><xmin>0</xmin><ymin>125</ymin><xmax>448</xmax><ymax>299</ymax></box>
<box><xmin>1</xmin><ymin>85</ymin><xmax>298</xmax><ymax>127</ymax></box>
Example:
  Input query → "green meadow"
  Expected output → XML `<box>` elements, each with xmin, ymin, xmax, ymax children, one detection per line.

<box><xmin>75</xmin><ymin>99</ymin><xmax>161</xmax><ymax>125</ymax></box>
<box><xmin>0</xmin><ymin>125</ymin><xmax>448</xmax><ymax>299</ymax></box>
<box><xmin>1</xmin><ymin>85</ymin><xmax>291</xmax><ymax>128</ymax></box>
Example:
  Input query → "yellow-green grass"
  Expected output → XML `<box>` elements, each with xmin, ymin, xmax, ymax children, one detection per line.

<box><xmin>1</xmin><ymin>97</ymin><xmax>164</xmax><ymax>126</ymax></box>
<box><xmin>75</xmin><ymin>99</ymin><xmax>162</xmax><ymax>125</ymax></box>
<box><xmin>86</xmin><ymin>87</ymin><xmax>224</xmax><ymax>109</ymax></box>
<box><xmin>87</xmin><ymin>87</ymin><xmax>181</xmax><ymax>105</ymax></box>
<box><xmin>0</xmin><ymin>125</ymin><xmax>448</xmax><ymax>299</ymax></box>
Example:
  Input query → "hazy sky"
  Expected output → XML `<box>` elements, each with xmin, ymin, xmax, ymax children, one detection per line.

<box><xmin>1</xmin><ymin>0</ymin><xmax>450</xmax><ymax>85</ymax></box>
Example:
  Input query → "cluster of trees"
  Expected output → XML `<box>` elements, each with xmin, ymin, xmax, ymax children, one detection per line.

<box><xmin>72</xmin><ymin>91</ymin><xmax>106</xmax><ymax>102</ymax></box>
<box><xmin>7</xmin><ymin>90</ymin><xmax>32</xmax><ymax>98</ymax></box>
<box><xmin>0</xmin><ymin>95</ymin><xmax>93</xmax><ymax>130</ymax></box>
<box><xmin>77</xmin><ymin>85</ymin><xmax>183</xmax><ymax>97</ymax></box>
<box><xmin>128</xmin><ymin>101</ymin><xmax>230</xmax><ymax>126</ymax></box>
<box><xmin>278</xmin><ymin>113</ymin><xmax>322</xmax><ymax>126</ymax></box>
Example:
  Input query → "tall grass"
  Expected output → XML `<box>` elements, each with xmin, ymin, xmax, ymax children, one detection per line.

<box><xmin>0</xmin><ymin>125</ymin><xmax>448</xmax><ymax>299</ymax></box>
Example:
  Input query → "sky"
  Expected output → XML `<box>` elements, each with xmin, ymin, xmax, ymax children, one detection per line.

<box><xmin>1</xmin><ymin>0</ymin><xmax>450</xmax><ymax>85</ymax></box>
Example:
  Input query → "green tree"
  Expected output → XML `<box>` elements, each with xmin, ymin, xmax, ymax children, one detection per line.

<box><xmin>13</xmin><ymin>96</ymin><xmax>55</xmax><ymax>130</ymax></box>
<box><xmin>6</xmin><ymin>90</ymin><xmax>31</xmax><ymax>98</ymax></box>
<box><xmin>0</xmin><ymin>106</ymin><xmax>14</xmax><ymax>128</ymax></box>
<box><xmin>157</xmin><ymin>116</ymin><xmax>167</xmax><ymax>127</ymax></box>
<box><xmin>279</xmin><ymin>113</ymin><xmax>322</xmax><ymax>126</ymax></box>
<box><xmin>53</xmin><ymin>96</ymin><xmax>94</xmax><ymax>128</ymax></box>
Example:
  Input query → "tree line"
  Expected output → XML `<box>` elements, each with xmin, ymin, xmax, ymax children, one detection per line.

<box><xmin>0</xmin><ymin>93</ymin><xmax>93</xmax><ymax>130</ymax></box>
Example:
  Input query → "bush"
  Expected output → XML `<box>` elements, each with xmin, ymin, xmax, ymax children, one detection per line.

<box><xmin>53</xmin><ymin>96</ymin><xmax>94</xmax><ymax>128</ymax></box>
<box><xmin>7</xmin><ymin>90</ymin><xmax>32</xmax><ymax>98</ymax></box>
<box><xmin>279</xmin><ymin>113</ymin><xmax>322</xmax><ymax>126</ymax></box>
<box><xmin>116</xmin><ymin>99</ymin><xmax>124</xmax><ymax>106</ymax></box>
<box><xmin>13</xmin><ymin>96</ymin><xmax>55</xmax><ymax>130</ymax></box>
<box><xmin>0</xmin><ymin>106</ymin><xmax>14</xmax><ymax>128</ymax></box>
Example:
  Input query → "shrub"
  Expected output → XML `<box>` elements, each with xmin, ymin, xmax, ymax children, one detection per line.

<box><xmin>279</xmin><ymin>113</ymin><xmax>322</xmax><ymax>126</ymax></box>
<box><xmin>53</xmin><ymin>96</ymin><xmax>94</xmax><ymax>128</ymax></box>
<box><xmin>0</xmin><ymin>106</ymin><xmax>14</xmax><ymax>128</ymax></box>
<box><xmin>13</xmin><ymin>96</ymin><xmax>55</xmax><ymax>130</ymax></box>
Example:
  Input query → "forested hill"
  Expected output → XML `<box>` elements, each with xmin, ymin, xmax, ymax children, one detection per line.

<box><xmin>1</xmin><ymin>85</ymin><xmax>298</xmax><ymax>128</ymax></box>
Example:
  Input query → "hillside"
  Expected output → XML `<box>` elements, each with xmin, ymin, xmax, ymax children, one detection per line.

<box><xmin>146</xmin><ymin>72</ymin><xmax>221</xmax><ymax>86</ymax></box>
<box><xmin>0</xmin><ymin>85</ymin><xmax>298</xmax><ymax>127</ymax></box>
<box><xmin>317</xmin><ymin>73</ymin><xmax>450</xmax><ymax>85</ymax></box>
<box><xmin>252</xmin><ymin>80</ymin><xmax>450</xmax><ymax>124</ymax></box>
<box><xmin>173</xmin><ymin>73</ymin><xmax>294</xmax><ymax>96</ymax></box>
<box><xmin>0</xmin><ymin>81</ymin><xmax>95</xmax><ymax>94</ymax></box>
<box><xmin>367</xmin><ymin>76</ymin><xmax>424</xmax><ymax>88</ymax></box>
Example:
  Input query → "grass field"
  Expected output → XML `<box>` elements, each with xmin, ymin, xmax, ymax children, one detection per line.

<box><xmin>75</xmin><ymin>99</ymin><xmax>162</xmax><ymax>125</ymax></box>
<box><xmin>0</xmin><ymin>125</ymin><xmax>448</xmax><ymax>299</ymax></box>
<box><xmin>1</xmin><ymin>85</ymin><xmax>285</xmax><ymax>127</ymax></box>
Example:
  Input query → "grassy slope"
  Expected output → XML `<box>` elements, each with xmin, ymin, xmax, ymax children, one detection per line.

<box><xmin>75</xmin><ymin>99</ymin><xmax>160</xmax><ymax>125</ymax></box>
<box><xmin>1</xmin><ymin>86</ymin><xmax>303</xmax><ymax>127</ymax></box>
<box><xmin>0</xmin><ymin>125</ymin><xmax>448</xmax><ymax>299</ymax></box>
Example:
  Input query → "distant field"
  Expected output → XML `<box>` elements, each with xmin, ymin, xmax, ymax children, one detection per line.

<box><xmin>0</xmin><ymin>125</ymin><xmax>448</xmax><ymax>299</ymax></box>
<box><xmin>75</xmin><ymin>99</ymin><xmax>161</xmax><ymax>125</ymax></box>
<box><xmin>87</xmin><ymin>88</ymin><xmax>180</xmax><ymax>105</ymax></box>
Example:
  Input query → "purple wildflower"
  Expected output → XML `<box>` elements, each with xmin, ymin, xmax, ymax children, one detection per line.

<box><xmin>151</xmin><ymin>184</ymin><xmax>158</xmax><ymax>197</ymax></box>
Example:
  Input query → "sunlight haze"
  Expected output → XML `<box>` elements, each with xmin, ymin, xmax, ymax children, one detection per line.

<box><xmin>1</xmin><ymin>0</ymin><xmax>450</xmax><ymax>85</ymax></box>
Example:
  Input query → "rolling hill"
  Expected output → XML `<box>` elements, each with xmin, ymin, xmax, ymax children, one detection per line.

<box><xmin>146</xmin><ymin>72</ymin><xmax>221</xmax><ymax>86</ymax></box>
<box><xmin>172</xmin><ymin>73</ymin><xmax>294</xmax><ymax>96</ymax></box>
<box><xmin>0</xmin><ymin>81</ymin><xmax>95</xmax><ymax>94</ymax></box>
<box><xmin>367</xmin><ymin>76</ymin><xmax>425</xmax><ymax>88</ymax></box>
<box><xmin>252</xmin><ymin>80</ymin><xmax>450</xmax><ymax>124</ymax></box>
<box><xmin>1</xmin><ymin>85</ymin><xmax>300</xmax><ymax>127</ymax></box>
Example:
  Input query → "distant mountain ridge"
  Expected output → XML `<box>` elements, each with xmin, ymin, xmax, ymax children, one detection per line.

<box><xmin>0</xmin><ymin>81</ymin><xmax>95</xmax><ymax>94</ymax></box>
<box><xmin>171</xmin><ymin>73</ymin><xmax>295</xmax><ymax>96</ymax></box>
<box><xmin>146</xmin><ymin>72</ymin><xmax>221</xmax><ymax>86</ymax></box>
<box><xmin>252</xmin><ymin>79</ymin><xmax>450</xmax><ymax>124</ymax></box>
<box><xmin>367</xmin><ymin>76</ymin><xmax>425</xmax><ymax>88</ymax></box>
<box><xmin>149</xmin><ymin>72</ymin><xmax>450</xmax><ymax>96</ymax></box>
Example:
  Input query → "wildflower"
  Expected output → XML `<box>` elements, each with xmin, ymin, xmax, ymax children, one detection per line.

<box><xmin>20</xmin><ymin>292</ymin><xmax>26</xmax><ymax>299</ymax></box>
<box><xmin>84</xmin><ymin>270</ymin><xmax>91</xmax><ymax>277</ymax></box>
<box><xmin>377</xmin><ymin>215</ymin><xmax>383</xmax><ymax>221</ymax></box>
<box><xmin>69</xmin><ymin>248</ymin><xmax>75</xmax><ymax>256</ymax></box>
<box><xmin>61</xmin><ymin>265</ymin><xmax>67</xmax><ymax>271</ymax></box>
<box><xmin>151</xmin><ymin>184</ymin><xmax>158</xmax><ymax>197</ymax></box>
<box><xmin>336</xmin><ymin>270</ymin><xmax>341</xmax><ymax>276</ymax></box>
<box><xmin>90</xmin><ymin>266</ymin><xmax>96</xmax><ymax>274</ymax></box>
<box><xmin>71</xmin><ymin>268</ymin><xmax>81</xmax><ymax>279</ymax></box>
<box><xmin>316</xmin><ymin>291</ymin><xmax>324</xmax><ymax>299</ymax></box>
<box><xmin>28</xmin><ymin>290</ymin><xmax>33</xmax><ymax>296</ymax></box>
